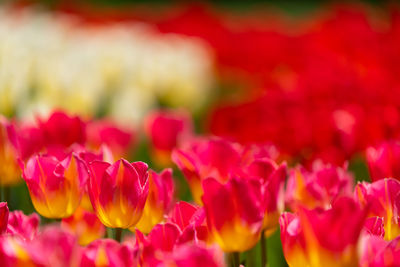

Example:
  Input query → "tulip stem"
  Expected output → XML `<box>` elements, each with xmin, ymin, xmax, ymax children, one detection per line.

<box><xmin>261</xmin><ymin>230</ymin><xmax>267</xmax><ymax>267</ymax></box>
<box><xmin>0</xmin><ymin>186</ymin><xmax>9</xmax><ymax>203</ymax></box>
<box><xmin>229</xmin><ymin>252</ymin><xmax>240</xmax><ymax>267</ymax></box>
<box><xmin>106</xmin><ymin>227</ymin><xmax>112</xmax><ymax>238</ymax></box>
<box><xmin>115</xmin><ymin>228</ymin><xmax>123</xmax><ymax>242</ymax></box>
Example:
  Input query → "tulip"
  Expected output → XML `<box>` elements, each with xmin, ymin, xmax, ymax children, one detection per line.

<box><xmin>88</xmin><ymin>159</ymin><xmax>149</xmax><ymax>228</ymax></box>
<box><xmin>359</xmin><ymin>235</ymin><xmax>400</xmax><ymax>267</ymax></box>
<box><xmin>168</xmin><ymin>201</ymin><xmax>211</xmax><ymax>245</ymax></box>
<box><xmin>355</xmin><ymin>178</ymin><xmax>400</xmax><ymax>240</ymax></box>
<box><xmin>0</xmin><ymin>235</ymin><xmax>38</xmax><ymax>266</ymax></box>
<box><xmin>133</xmin><ymin>168</ymin><xmax>174</xmax><ymax>233</ymax></box>
<box><xmin>286</xmin><ymin>161</ymin><xmax>354</xmax><ymax>210</ymax></box>
<box><xmin>62</xmin><ymin>207</ymin><xmax>105</xmax><ymax>246</ymax></box>
<box><xmin>7</xmin><ymin>210</ymin><xmax>40</xmax><ymax>241</ymax></box>
<box><xmin>31</xmin><ymin>226</ymin><xmax>81</xmax><ymax>267</ymax></box>
<box><xmin>80</xmin><ymin>239</ymin><xmax>134</xmax><ymax>267</ymax></box>
<box><xmin>38</xmin><ymin>111</ymin><xmax>86</xmax><ymax>149</ymax></box>
<box><xmin>280</xmin><ymin>212</ymin><xmax>308</xmax><ymax>267</ymax></box>
<box><xmin>86</xmin><ymin>120</ymin><xmax>135</xmax><ymax>160</ymax></box>
<box><xmin>363</xmin><ymin>217</ymin><xmax>385</xmax><ymax>238</ymax></box>
<box><xmin>202</xmin><ymin>177</ymin><xmax>264</xmax><ymax>252</ymax></box>
<box><xmin>166</xmin><ymin>243</ymin><xmax>226</xmax><ymax>267</ymax></box>
<box><xmin>366</xmin><ymin>141</ymin><xmax>400</xmax><ymax>181</ymax></box>
<box><xmin>172</xmin><ymin>138</ymin><xmax>242</xmax><ymax>204</ymax></box>
<box><xmin>0</xmin><ymin>202</ymin><xmax>9</xmax><ymax>234</ymax></box>
<box><xmin>145</xmin><ymin>110</ymin><xmax>193</xmax><ymax>166</ymax></box>
<box><xmin>21</xmin><ymin>153</ymin><xmax>89</xmax><ymax>218</ymax></box>
<box><xmin>135</xmin><ymin>222</ymin><xmax>182</xmax><ymax>266</ymax></box>
<box><xmin>241</xmin><ymin>158</ymin><xmax>287</xmax><ymax>235</ymax></box>
<box><xmin>0</xmin><ymin>117</ymin><xmax>22</xmax><ymax>185</ymax></box>
<box><xmin>280</xmin><ymin>197</ymin><xmax>367</xmax><ymax>267</ymax></box>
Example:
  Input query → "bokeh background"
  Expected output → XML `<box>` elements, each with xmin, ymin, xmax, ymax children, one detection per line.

<box><xmin>1</xmin><ymin>1</ymin><xmax>400</xmax><ymax>266</ymax></box>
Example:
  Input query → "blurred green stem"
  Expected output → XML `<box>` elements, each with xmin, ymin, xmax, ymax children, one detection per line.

<box><xmin>0</xmin><ymin>186</ymin><xmax>10</xmax><ymax>203</ymax></box>
<box><xmin>246</xmin><ymin>248</ymin><xmax>256</xmax><ymax>267</ymax></box>
<box><xmin>261</xmin><ymin>230</ymin><xmax>268</xmax><ymax>267</ymax></box>
<box><xmin>229</xmin><ymin>252</ymin><xmax>240</xmax><ymax>267</ymax></box>
<box><xmin>106</xmin><ymin>227</ymin><xmax>113</xmax><ymax>239</ymax></box>
<box><xmin>115</xmin><ymin>228</ymin><xmax>123</xmax><ymax>242</ymax></box>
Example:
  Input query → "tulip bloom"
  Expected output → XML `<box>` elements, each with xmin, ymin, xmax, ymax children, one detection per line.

<box><xmin>0</xmin><ymin>235</ymin><xmax>38</xmax><ymax>266</ymax></box>
<box><xmin>280</xmin><ymin>212</ymin><xmax>308</xmax><ymax>267</ymax></box>
<box><xmin>241</xmin><ymin>158</ymin><xmax>287</xmax><ymax>235</ymax></box>
<box><xmin>0</xmin><ymin>117</ymin><xmax>22</xmax><ymax>185</ymax></box>
<box><xmin>146</xmin><ymin>110</ymin><xmax>193</xmax><ymax>166</ymax></box>
<box><xmin>88</xmin><ymin>159</ymin><xmax>149</xmax><ymax>228</ymax></box>
<box><xmin>359</xmin><ymin>235</ymin><xmax>400</xmax><ymax>267</ymax></box>
<box><xmin>86</xmin><ymin>120</ymin><xmax>135</xmax><ymax>160</ymax></box>
<box><xmin>280</xmin><ymin>197</ymin><xmax>367</xmax><ymax>267</ymax></box>
<box><xmin>31</xmin><ymin>226</ymin><xmax>81</xmax><ymax>267</ymax></box>
<box><xmin>202</xmin><ymin>177</ymin><xmax>264</xmax><ymax>252</ymax></box>
<box><xmin>7</xmin><ymin>210</ymin><xmax>40</xmax><ymax>241</ymax></box>
<box><xmin>134</xmin><ymin>168</ymin><xmax>174</xmax><ymax>233</ymax></box>
<box><xmin>172</xmin><ymin>138</ymin><xmax>242</xmax><ymax>203</ymax></box>
<box><xmin>168</xmin><ymin>201</ymin><xmax>211</xmax><ymax>245</ymax></box>
<box><xmin>21</xmin><ymin>153</ymin><xmax>89</xmax><ymax>218</ymax></box>
<box><xmin>62</xmin><ymin>207</ymin><xmax>105</xmax><ymax>245</ymax></box>
<box><xmin>135</xmin><ymin>222</ymin><xmax>182</xmax><ymax>266</ymax></box>
<box><xmin>366</xmin><ymin>141</ymin><xmax>400</xmax><ymax>181</ymax></box>
<box><xmin>38</xmin><ymin>111</ymin><xmax>86</xmax><ymax>148</ymax></box>
<box><xmin>355</xmin><ymin>178</ymin><xmax>400</xmax><ymax>240</ymax></box>
<box><xmin>166</xmin><ymin>243</ymin><xmax>225</xmax><ymax>267</ymax></box>
<box><xmin>0</xmin><ymin>202</ymin><xmax>9</xmax><ymax>234</ymax></box>
<box><xmin>286</xmin><ymin>161</ymin><xmax>354</xmax><ymax>210</ymax></box>
<box><xmin>80</xmin><ymin>239</ymin><xmax>134</xmax><ymax>267</ymax></box>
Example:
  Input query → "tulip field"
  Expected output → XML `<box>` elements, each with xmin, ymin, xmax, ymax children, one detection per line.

<box><xmin>2</xmin><ymin>1</ymin><xmax>400</xmax><ymax>267</ymax></box>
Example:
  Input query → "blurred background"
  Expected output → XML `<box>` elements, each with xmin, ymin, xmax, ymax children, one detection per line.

<box><xmin>1</xmin><ymin>1</ymin><xmax>400</xmax><ymax>266</ymax></box>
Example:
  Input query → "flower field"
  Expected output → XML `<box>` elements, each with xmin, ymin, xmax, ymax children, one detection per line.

<box><xmin>1</xmin><ymin>1</ymin><xmax>400</xmax><ymax>267</ymax></box>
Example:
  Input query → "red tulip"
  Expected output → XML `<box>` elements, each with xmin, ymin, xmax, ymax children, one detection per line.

<box><xmin>280</xmin><ymin>197</ymin><xmax>367</xmax><ymax>267</ymax></box>
<box><xmin>86</xmin><ymin>120</ymin><xmax>135</xmax><ymax>160</ymax></box>
<box><xmin>0</xmin><ymin>117</ymin><xmax>22</xmax><ymax>185</ymax></box>
<box><xmin>0</xmin><ymin>202</ymin><xmax>9</xmax><ymax>234</ymax></box>
<box><xmin>80</xmin><ymin>239</ymin><xmax>134</xmax><ymax>267</ymax></box>
<box><xmin>38</xmin><ymin>110</ymin><xmax>86</xmax><ymax>149</ymax></box>
<box><xmin>145</xmin><ymin>109</ymin><xmax>193</xmax><ymax>166</ymax></box>
<box><xmin>355</xmin><ymin>178</ymin><xmax>400</xmax><ymax>240</ymax></box>
<box><xmin>366</xmin><ymin>141</ymin><xmax>400</xmax><ymax>181</ymax></box>
<box><xmin>7</xmin><ymin>210</ymin><xmax>40</xmax><ymax>241</ymax></box>
<box><xmin>134</xmin><ymin>168</ymin><xmax>174</xmax><ymax>233</ymax></box>
<box><xmin>62</xmin><ymin>207</ymin><xmax>105</xmax><ymax>245</ymax></box>
<box><xmin>21</xmin><ymin>153</ymin><xmax>89</xmax><ymax>218</ymax></box>
<box><xmin>88</xmin><ymin>159</ymin><xmax>149</xmax><ymax>228</ymax></box>
<box><xmin>286</xmin><ymin>161</ymin><xmax>354</xmax><ymax>210</ymax></box>
<box><xmin>202</xmin><ymin>177</ymin><xmax>264</xmax><ymax>252</ymax></box>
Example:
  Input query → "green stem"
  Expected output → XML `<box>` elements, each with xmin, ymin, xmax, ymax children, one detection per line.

<box><xmin>261</xmin><ymin>230</ymin><xmax>268</xmax><ymax>267</ymax></box>
<box><xmin>4</xmin><ymin>186</ymin><xmax>10</xmax><ymax>204</ymax></box>
<box><xmin>229</xmin><ymin>252</ymin><xmax>240</xmax><ymax>267</ymax></box>
<box><xmin>115</xmin><ymin>228</ymin><xmax>123</xmax><ymax>242</ymax></box>
<box><xmin>106</xmin><ymin>227</ymin><xmax>113</xmax><ymax>239</ymax></box>
<box><xmin>246</xmin><ymin>246</ymin><xmax>256</xmax><ymax>267</ymax></box>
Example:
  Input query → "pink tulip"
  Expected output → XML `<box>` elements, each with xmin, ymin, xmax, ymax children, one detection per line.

<box><xmin>7</xmin><ymin>210</ymin><xmax>40</xmax><ymax>241</ymax></box>
<box><xmin>88</xmin><ymin>159</ymin><xmax>149</xmax><ymax>228</ymax></box>
<box><xmin>80</xmin><ymin>239</ymin><xmax>134</xmax><ymax>267</ymax></box>
<box><xmin>286</xmin><ymin>161</ymin><xmax>354</xmax><ymax>210</ymax></box>
<box><xmin>134</xmin><ymin>168</ymin><xmax>174</xmax><ymax>233</ymax></box>
<box><xmin>21</xmin><ymin>153</ymin><xmax>89</xmax><ymax>218</ymax></box>
<box><xmin>355</xmin><ymin>178</ymin><xmax>400</xmax><ymax>240</ymax></box>
<box><xmin>366</xmin><ymin>141</ymin><xmax>400</xmax><ymax>181</ymax></box>
<box><xmin>202</xmin><ymin>177</ymin><xmax>264</xmax><ymax>252</ymax></box>
<box><xmin>0</xmin><ymin>202</ymin><xmax>9</xmax><ymax>234</ymax></box>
